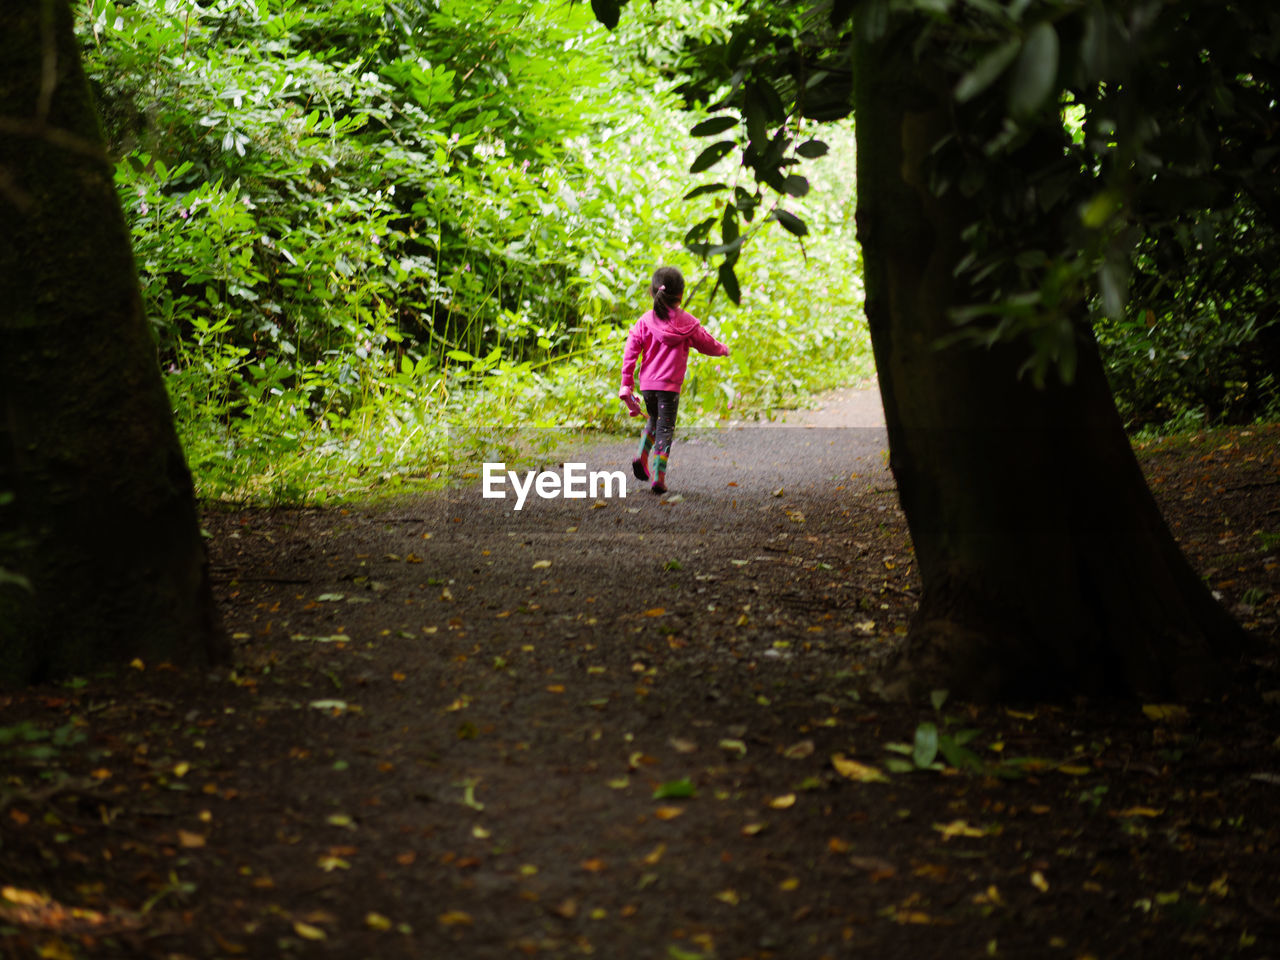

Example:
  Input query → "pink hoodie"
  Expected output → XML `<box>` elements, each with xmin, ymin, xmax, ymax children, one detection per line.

<box><xmin>620</xmin><ymin>307</ymin><xmax>729</xmax><ymax>394</ymax></box>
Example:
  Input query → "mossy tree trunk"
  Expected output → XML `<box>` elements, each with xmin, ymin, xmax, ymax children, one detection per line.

<box><xmin>0</xmin><ymin>0</ymin><xmax>228</xmax><ymax>685</ymax></box>
<box><xmin>852</xmin><ymin>25</ymin><xmax>1252</xmax><ymax>700</ymax></box>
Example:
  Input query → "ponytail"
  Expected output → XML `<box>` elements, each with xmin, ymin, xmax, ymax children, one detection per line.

<box><xmin>650</xmin><ymin>266</ymin><xmax>685</xmax><ymax>321</ymax></box>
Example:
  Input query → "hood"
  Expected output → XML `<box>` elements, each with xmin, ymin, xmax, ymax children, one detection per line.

<box><xmin>647</xmin><ymin>308</ymin><xmax>699</xmax><ymax>345</ymax></box>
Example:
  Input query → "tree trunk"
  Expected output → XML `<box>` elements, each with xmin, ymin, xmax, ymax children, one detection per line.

<box><xmin>853</xmin><ymin>25</ymin><xmax>1253</xmax><ymax>700</ymax></box>
<box><xmin>0</xmin><ymin>1</ymin><xmax>228</xmax><ymax>686</ymax></box>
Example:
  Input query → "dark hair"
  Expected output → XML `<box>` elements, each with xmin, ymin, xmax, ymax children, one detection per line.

<box><xmin>650</xmin><ymin>266</ymin><xmax>685</xmax><ymax>321</ymax></box>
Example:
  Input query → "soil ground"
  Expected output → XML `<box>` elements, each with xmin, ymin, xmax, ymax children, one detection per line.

<box><xmin>2</xmin><ymin>389</ymin><xmax>1279</xmax><ymax>960</ymax></box>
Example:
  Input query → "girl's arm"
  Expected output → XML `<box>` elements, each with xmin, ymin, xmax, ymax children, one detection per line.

<box><xmin>620</xmin><ymin>322</ymin><xmax>645</xmax><ymax>390</ymax></box>
<box><xmin>691</xmin><ymin>324</ymin><xmax>730</xmax><ymax>357</ymax></box>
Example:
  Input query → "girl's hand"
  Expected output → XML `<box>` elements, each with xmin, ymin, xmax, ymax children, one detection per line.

<box><xmin>619</xmin><ymin>386</ymin><xmax>633</xmax><ymax>399</ymax></box>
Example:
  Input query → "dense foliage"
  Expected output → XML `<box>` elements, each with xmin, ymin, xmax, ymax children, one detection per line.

<box><xmin>78</xmin><ymin>0</ymin><xmax>867</xmax><ymax>503</ymax></box>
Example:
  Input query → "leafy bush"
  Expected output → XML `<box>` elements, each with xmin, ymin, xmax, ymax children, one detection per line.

<box><xmin>78</xmin><ymin>0</ymin><xmax>868</xmax><ymax>503</ymax></box>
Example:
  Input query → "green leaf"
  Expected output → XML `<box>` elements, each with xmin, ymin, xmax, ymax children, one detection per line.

<box><xmin>884</xmin><ymin>756</ymin><xmax>915</xmax><ymax>774</ymax></box>
<box><xmin>653</xmin><ymin>778</ymin><xmax>696</xmax><ymax>799</ymax></box>
<box><xmin>930</xmin><ymin>689</ymin><xmax>949</xmax><ymax>711</ymax></box>
<box><xmin>590</xmin><ymin>0</ymin><xmax>621</xmax><ymax>30</ymax></box>
<box><xmin>690</xmin><ymin>116</ymin><xmax>738</xmax><ymax>137</ymax></box>
<box><xmin>772</xmin><ymin>209</ymin><xmax>808</xmax><ymax>237</ymax></box>
<box><xmin>913</xmin><ymin>722</ymin><xmax>939</xmax><ymax>768</ymax></box>
<box><xmin>1008</xmin><ymin>22</ymin><xmax>1059</xmax><ymax>119</ymax></box>
<box><xmin>783</xmin><ymin>175</ymin><xmax>810</xmax><ymax>198</ymax></box>
<box><xmin>938</xmin><ymin>737</ymin><xmax>985</xmax><ymax>773</ymax></box>
<box><xmin>683</xmin><ymin>183</ymin><xmax>729</xmax><ymax>201</ymax></box>
<box><xmin>445</xmin><ymin>349</ymin><xmax>475</xmax><ymax>362</ymax></box>
<box><xmin>954</xmin><ymin>39</ymin><xmax>1020</xmax><ymax>103</ymax></box>
<box><xmin>795</xmin><ymin>139</ymin><xmax>829</xmax><ymax>159</ymax></box>
<box><xmin>718</xmin><ymin>262</ymin><xmax>741</xmax><ymax>305</ymax></box>
<box><xmin>690</xmin><ymin>141</ymin><xmax>736</xmax><ymax>174</ymax></box>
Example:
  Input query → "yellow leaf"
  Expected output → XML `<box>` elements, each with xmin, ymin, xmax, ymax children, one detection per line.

<box><xmin>178</xmin><ymin>830</ymin><xmax>206</xmax><ymax>848</ymax></box>
<box><xmin>316</xmin><ymin>856</ymin><xmax>350</xmax><ymax>871</ymax></box>
<box><xmin>1005</xmin><ymin>708</ymin><xmax>1036</xmax><ymax>720</ymax></box>
<box><xmin>933</xmin><ymin>820</ymin><xmax>989</xmax><ymax>841</ymax></box>
<box><xmin>654</xmin><ymin>805</ymin><xmax>684</xmax><ymax>821</ymax></box>
<box><xmin>768</xmin><ymin>793</ymin><xmax>796</xmax><ymax>809</ymax></box>
<box><xmin>641</xmin><ymin>843</ymin><xmax>666</xmax><ymax>866</ymax></box>
<box><xmin>173</xmin><ymin>762</ymin><xmax>191</xmax><ymax>778</ymax></box>
<box><xmin>532</xmin><ymin>560</ymin><xmax>552</xmax><ymax>570</ymax></box>
<box><xmin>438</xmin><ymin>910</ymin><xmax>474</xmax><ymax>927</ymax></box>
<box><xmin>580</xmin><ymin>858</ymin><xmax>607</xmax><ymax>873</ymax></box>
<box><xmin>37</xmin><ymin>941</ymin><xmax>75</xmax><ymax>960</ymax></box>
<box><xmin>714</xmin><ymin>889</ymin><xmax>740</xmax><ymax>906</ymax></box>
<box><xmin>831</xmin><ymin>753</ymin><xmax>889</xmax><ymax>783</ymax></box>
<box><xmin>293</xmin><ymin>922</ymin><xmax>327</xmax><ymax>941</ymax></box>
<box><xmin>1030</xmin><ymin>871</ymin><xmax>1050</xmax><ymax>892</ymax></box>
<box><xmin>90</xmin><ymin>768</ymin><xmax>112</xmax><ymax>781</ymax></box>
<box><xmin>1114</xmin><ymin>807</ymin><xmax>1164</xmax><ymax>819</ymax></box>
<box><xmin>3</xmin><ymin>887</ymin><xmax>49</xmax><ymax>907</ymax></box>
<box><xmin>741</xmin><ymin>822</ymin><xmax>767</xmax><ymax>836</ymax></box>
<box><xmin>643</xmin><ymin>607</ymin><xmax>666</xmax><ymax>617</ymax></box>
<box><xmin>365</xmin><ymin>912</ymin><xmax>393</xmax><ymax>931</ymax></box>
<box><xmin>1057</xmin><ymin>764</ymin><xmax>1092</xmax><ymax>776</ymax></box>
<box><xmin>669</xmin><ymin>737</ymin><xmax>698</xmax><ymax>754</ymax></box>
<box><xmin>1142</xmin><ymin>704</ymin><xmax>1189</xmax><ymax>722</ymax></box>
<box><xmin>129</xmin><ymin>658</ymin><xmax>146</xmax><ymax>671</ymax></box>
<box><xmin>779</xmin><ymin>877</ymin><xmax>800</xmax><ymax>891</ymax></box>
<box><xmin>897</xmin><ymin>910</ymin><xmax>933</xmax><ymax>925</ymax></box>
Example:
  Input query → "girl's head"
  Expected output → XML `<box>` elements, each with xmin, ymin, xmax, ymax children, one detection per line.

<box><xmin>650</xmin><ymin>266</ymin><xmax>684</xmax><ymax>320</ymax></box>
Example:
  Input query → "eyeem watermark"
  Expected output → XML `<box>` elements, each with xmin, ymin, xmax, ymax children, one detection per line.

<box><xmin>482</xmin><ymin>462</ymin><xmax>627</xmax><ymax>510</ymax></box>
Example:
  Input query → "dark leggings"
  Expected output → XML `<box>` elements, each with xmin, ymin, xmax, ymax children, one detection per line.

<box><xmin>643</xmin><ymin>390</ymin><xmax>679</xmax><ymax>457</ymax></box>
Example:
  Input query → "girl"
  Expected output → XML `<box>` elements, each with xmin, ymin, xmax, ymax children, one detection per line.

<box><xmin>619</xmin><ymin>266</ymin><xmax>730</xmax><ymax>494</ymax></box>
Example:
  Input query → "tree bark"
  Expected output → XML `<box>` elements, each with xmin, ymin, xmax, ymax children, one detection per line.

<box><xmin>0</xmin><ymin>0</ymin><xmax>228</xmax><ymax>686</ymax></box>
<box><xmin>853</xmin><ymin>25</ymin><xmax>1253</xmax><ymax>700</ymax></box>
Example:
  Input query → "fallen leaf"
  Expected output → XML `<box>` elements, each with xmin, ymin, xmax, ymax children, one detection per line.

<box><xmin>932</xmin><ymin>820</ymin><xmax>991</xmax><ymax>841</ymax></box>
<box><xmin>669</xmin><ymin>737</ymin><xmax>698</xmax><ymax>754</ymax></box>
<box><xmin>1030</xmin><ymin>871</ymin><xmax>1050</xmax><ymax>892</ymax></box>
<box><xmin>654</xmin><ymin>805</ymin><xmax>685</xmax><ymax>820</ymax></box>
<box><xmin>767</xmin><ymin>794</ymin><xmax>796</xmax><ymax>809</ymax></box>
<box><xmin>779</xmin><ymin>877</ymin><xmax>800</xmax><ymax>891</ymax></box>
<box><xmin>714</xmin><ymin>889</ymin><xmax>740</xmax><ymax>905</ymax></box>
<box><xmin>641</xmin><ymin>844</ymin><xmax>666</xmax><ymax>865</ymax></box>
<box><xmin>550</xmin><ymin>899</ymin><xmax>578</xmax><ymax>919</ymax></box>
<box><xmin>1142</xmin><ymin>704</ymin><xmax>1190</xmax><ymax>723</ymax></box>
<box><xmin>643</xmin><ymin>607</ymin><xmax>666</xmax><ymax>617</ymax></box>
<box><xmin>653</xmin><ymin>778</ymin><xmax>696</xmax><ymax>800</ymax></box>
<box><xmin>783</xmin><ymin>739</ymin><xmax>815</xmax><ymax>760</ymax></box>
<box><xmin>532</xmin><ymin>560</ymin><xmax>552</xmax><ymax>570</ymax></box>
<box><xmin>741</xmin><ymin>822</ymin><xmax>767</xmax><ymax>836</ymax></box>
<box><xmin>849</xmin><ymin>856</ymin><xmax>896</xmax><ymax>880</ymax></box>
<box><xmin>365</xmin><ymin>912</ymin><xmax>393</xmax><ymax>931</ymax></box>
<box><xmin>293</xmin><ymin>922</ymin><xmax>326</xmax><ymax>941</ymax></box>
<box><xmin>178</xmin><ymin>830</ymin><xmax>206</xmax><ymax>848</ymax></box>
<box><xmin>831</xmin><ymin>754</ymin><xmax>889</xmax><ymax>783</ymax></box>
<box><xmin>581</xmin><ymin>858</ymin><xmax>607</xmax><ymax>873</ymax></box>
<box><xmin>438</xmin><ymin>910</ymin><xmax>473</xmax><ymax>927</ymax></box>
<box><xmin>1113</xmin><ymin>807</ymin><xmax>1164</xmax><ymax>819</ymax></box>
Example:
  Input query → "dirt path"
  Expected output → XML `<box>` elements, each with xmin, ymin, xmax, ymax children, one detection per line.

<box><xmin>2</xmin><ymin>394</ymin><xmax>1279</xmax><ymax>960</ymax></box>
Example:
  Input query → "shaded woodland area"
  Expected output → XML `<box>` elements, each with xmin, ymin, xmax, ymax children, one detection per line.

<box><xmin>2</xmin><ymin>0</ymin><xmax>1279</xmax><ymax>957</ymax></box>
